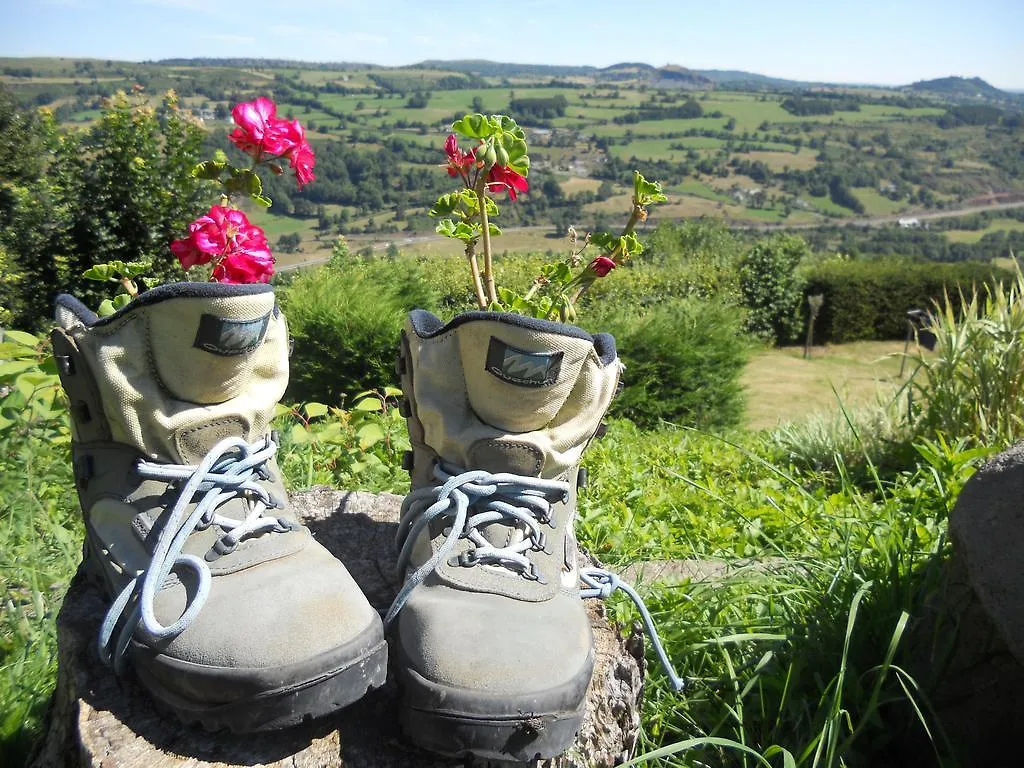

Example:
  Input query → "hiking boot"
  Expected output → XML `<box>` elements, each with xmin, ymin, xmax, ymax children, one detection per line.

<box><xmin>51</xmin><ymin>282</ymin><xmax>387</xmax><ymax>733</ymax></box>
<box><xmin>386</xmin><ymin>309</ymin><xmax>621</xmax><ymax>760</ymax></box>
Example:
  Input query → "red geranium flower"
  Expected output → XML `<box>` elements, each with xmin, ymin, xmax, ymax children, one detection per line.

<box><xmin>444</xmin><ymin>134</ymin><xmax>477</xmax><ymax>178</ymax></box>
<box><xmin>228</xmin><ymin>97</ymin><xmax>297</xmax><ymax>159</ymax></box>
<box><xmin>170</xmin><ymin>205</ymin><xmax>274</xmax><ymax>284</ymax></box>
<box><xmin>486</xmin><ymin>164</ymin><xmax>529</xmax><ymax>201</ymax></box>
<box><xmin>276</xmin><ymin>119</ymin><xmax>316</xmax><ymax>189</ymax></box>
<box><xmin>589</xmin><ymin>256</ymin><xmax>616</xmax><ymax>277</ymax></box>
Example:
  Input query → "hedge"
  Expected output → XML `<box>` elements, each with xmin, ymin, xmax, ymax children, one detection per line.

<box><xmin>803</xmin><ymin>259</ymin><xmax>1014</xmax><ymax>343</ymax></box>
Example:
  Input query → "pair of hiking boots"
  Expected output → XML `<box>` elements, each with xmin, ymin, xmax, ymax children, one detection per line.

<box><xmin>52</xmin><ymin>281</ymin><xmax>621</xmax><ymax>761</ymax></box>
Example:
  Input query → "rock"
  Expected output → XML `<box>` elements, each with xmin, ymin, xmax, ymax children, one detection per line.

<box><xmin>31</xmin><ymin>489</ymin><xmax>644</xmax><ymax>768</ymax></box>
<box><xmin>899</xmin><ymin>445</ymin><xmax>1024</xmax><ymax>767</ymax></box>
<box><xmin>948</xmin><ymin>443</ymin><xmax>1024</xmax><ymax>665</ymax></box>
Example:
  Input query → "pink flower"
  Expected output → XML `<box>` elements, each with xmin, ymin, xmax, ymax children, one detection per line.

<box><xmin>170</xmin><ymin>205</ymin><xmax>274</xmax><ymax>284</ymax></box>
<box><xmin>276</xmin><ymin>119</ymin><xmax>316</xmax><ymax>188</ymax></box>
<box><xmin>444</xmin><ymin>134</ymin><xmax>477</xmax><ymax>178</ymax></box>
<box><xmin>214</xmin><ymin>248</ymin><xmax>275</xmax><ymax>284</ymax></box>
<box><xmin>590</xmin><ymin>257</ymin><xmax>616</xmax><ymax>277</ymax></box>
<box><xmin>228</xmin><ymin>97</ymin><xmax>297</xmax><ymax>159</ymax></box>
<box><xmin>486</xmin><ymin>165</ymin><xmax>529</xmax><ymax>201</ymax></box>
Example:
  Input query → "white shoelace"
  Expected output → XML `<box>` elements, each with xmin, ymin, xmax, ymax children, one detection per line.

<box><xmin>97</xmin><ymin>435</ymin><xmax>291</xmax><ymax>672</ymax></box>
<box><xmin>384</xmin><ymin>463</ymin><xmax>686</xmax><ymax>691</ymax></box>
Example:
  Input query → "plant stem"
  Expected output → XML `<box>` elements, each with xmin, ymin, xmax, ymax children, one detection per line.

<box><xmin>475</xmin><ymin>177</ymin><xmax>498</xmax><ymax>305</ymax></box>
<box><xmin>465</xmin><ymin>240</ymin><xmax>487</xmax><ymax>309</ymax></box>
<box><xmin>570</xmin><ymin>203</ymin><xmax>644</xmax><ymax>306</ymax></box>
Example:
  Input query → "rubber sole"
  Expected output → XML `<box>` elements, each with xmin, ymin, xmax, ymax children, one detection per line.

<box><xmin>400</xmin><ymin>702</ymin><xmax>584</xmax><ymax>762</ymax></box>
<box><xmin>81</xmin><ymin>539</ymin><xmax>389</xmax><ymax>733</ymax></box>
<box><xmin>394</xmin><ymin>653</ymin><xmax>592</xmax><ymax>761</ymax></box>
<box><xmin>135</xmin><ymin>638</ymin><xmax>388</xmax><ymax>733</ymax></box>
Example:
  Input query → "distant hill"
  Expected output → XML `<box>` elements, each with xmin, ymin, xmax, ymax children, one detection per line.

<box><xmin>412</xmin><ymin>60</ymin><xmax>598</xmax><ymax>78</ymax></box>
<box><xmin>696</xmin><ymin>69</ymin><xmax>823</xmax><ymax>90</ymax></box>
<box><xmin>905</xmin><ymin>76</ymin><xmax>1006</xmax><ymax>99</ymax></box>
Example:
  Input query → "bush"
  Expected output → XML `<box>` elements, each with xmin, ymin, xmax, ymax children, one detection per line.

<box><xmin>910</xmin><ymin>270</ymin><xmax>1024</xmax><ymax>448</ymax></box>
<box><xmin>739</xmin><ymin>234</ymin><xmax>810</xmax><ymax>344</ymax></box>
<box><xmin>585</xmin><ymin>298</ymin><xmax>748</xmax><ymax>430</ymax></box>
<box><xmin>804</xmin><ymin>258</ymin><xmax>1013</xmax><ymax>343</ymax></box>
<box><xmin>279</xmin><ymin>263</ymin><xmax>412</xmax><ymax>405</ymax></box>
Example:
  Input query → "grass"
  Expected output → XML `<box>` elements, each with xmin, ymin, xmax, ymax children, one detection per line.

<box><xmin>742</xmin><ymin>341</ymin><xmax>907</xmax><ymax>430</ymax></box>
<box><xmin>944</xmin><ymin>217</ymin><xmax>1024</xmax><ymax>244</ymax></box>
<box><xmin>0</xmin><ymin>302</ymin><xmax>985</xmax><ymax>768</ymax></box>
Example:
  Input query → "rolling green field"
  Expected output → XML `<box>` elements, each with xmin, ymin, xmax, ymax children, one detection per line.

<box><xmin>2</xmin><ymin>56</ymin><xmax>1021</xmax><ymax>252</ymax></box>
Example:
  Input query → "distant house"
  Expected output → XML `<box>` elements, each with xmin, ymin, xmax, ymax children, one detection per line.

<box><xmin>898</xmin><ymin>217</ymin><xmax>921</xmax><ymax>229</ymax></box>
<box><xmin>192</xmin><ymin>108</ymin><xmax>216</xmax><ymax>122</ymax></box>
<box><xmin>879</xmin><ymin>182</ymin><xmax>897</xmax><ymax>194</ymax></box>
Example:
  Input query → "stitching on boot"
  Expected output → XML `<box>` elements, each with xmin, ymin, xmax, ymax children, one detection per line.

<box><xmin>175</xmin><ymin>417</ymin><xmax>249</xmax><ymax>463</ymax></box>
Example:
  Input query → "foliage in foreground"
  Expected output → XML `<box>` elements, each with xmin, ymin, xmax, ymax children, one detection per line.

<box><xmin>10</xmin><ymin>260</ymin><xmax>1024</xmax><ymax>765</ymax></box>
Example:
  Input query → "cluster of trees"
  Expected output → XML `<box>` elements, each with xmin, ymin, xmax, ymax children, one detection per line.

<box><xmin>0</xmin><ymin>87</ymin><xmax>208</xmax><ymax>329</ymax></box>
<box><xmin>508</xmin><ymin>95</ymin><xmax>569</xmax><ymax>119</ymax></box>
<box><xmin>781</xmin><ymin>96</ymin><xmax>861</xmax><ymax>116</ymax></box>
<box><xmin>613</xmin><ymin>98</ymin><xmax>703</xmax><ymax>123</ymax></box>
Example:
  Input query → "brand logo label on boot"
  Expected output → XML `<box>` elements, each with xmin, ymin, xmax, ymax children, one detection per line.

<box><xmin>193</xmin><ymin>313</ymin><xmax>270</xmax><ymax>356</ymax></box>
<box><xmin>486</xmin><ymin>337</ymin><xmax>563</xmax><ymax>387</ymax></box>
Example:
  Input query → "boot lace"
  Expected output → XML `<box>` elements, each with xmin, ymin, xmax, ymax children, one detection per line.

<box><xmin>97</xmin><ymin>434</ymin><xmax>293</xmax><ymax>672</ymax></box>
<box><xmin>385</xmin><ymin>463</ymin><xmax>686</xmax><ymax>692</ymax></box>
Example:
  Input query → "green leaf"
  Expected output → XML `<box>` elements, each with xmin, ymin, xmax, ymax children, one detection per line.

<box><xmin>304</xmin><ymin>402</ymin><xmax>329</xmax><ymax>418</ymax></box>
<box><xmin>122</xmin><ymin>260</ymin><xmax>152</xmax><ymax>278</ymax></box>
<box><xmin>111</xmin><ymin>294</ymin><xmax>133</xmax><ymax>311</ymax></box>
<box><xmin>354</xmin><ymin>397</ymin><xmax>383</xmax><ymax>412</ymax></box>
<box><xmin>382</xmin><ymin>386</ymin><xmax>404</xmax><ymax>398</ymax></box>
<box><xmin>430</xmin><ymin>192</ymin><xmax>463</xmax><ymax>217</ymax></box>
<box><xmin>273</xmin><ymin>403</ymin><xmax>293</xmax><ymax>419</ymax></box>
<box><xmin>590</xmin><ymin>232</ymin><xmax>618</xmax><ymax>251</ymax></box>
<box><xmin>253</xmin><ymin>194</ymin><xmax>272</xmax><ymax>208</ymax></box>
<box><xmin>191</xmin><ymin>159</ymin><xmax>227</xmax><ymax>181</ymax></box>
<box><xmin>290</xmin><ymin>422</ymin><xmax>311</xmax><ymax>445</ymax></box>
<box><xmin>488</xmin><ymin>223</ymin><xmax>501</xmax><ymax>237</ymax></box>
<box><xmin>82</xmin><ymin>264</ymin><xmax>113</xmax><ymax>281</ymax></box>
<box><xmin>0</xmin><ymin>360</ymin><xmax>37</xmax><ymax>377</ymax></box>
<box><xmin>622</xmin><ymin>232</ymin><xmax>642</xmax><ymax>258</ymax></box>
<box><xmin>634</xmin><ymin>171</ymin><xmax>667</xmax><ymax>204</ymax></box>
<box><xmin>356</xmin><ymin>422</ymin><xmax>385</xmax><ymax>449</ymax></box>
<box><xmin>14</xmin><ymin>371</ymin><xmax>53</xmax><ymax>399</ymax></box>
<box><xmin>96</xmin><ymin>299</ymin><xmax>117</xmax><ymax>317</ymax></box>
<box><xmin>451</xmin><ymin>113</ymin><xmax>492</xmax><ymax>139</ymax></box>
<box><xmin>2</xmin><ymin>330</ymin><xmax>40</xmax><ymax>347</ymax></box>
<box><xmin>436</xmin><ymin>219</ymin><xmax>457</xmax><ymax>239</ymax></box>
<box><xmin>0</xmin><ymin>342</ymin><xmax>37</xmax><ymax>359</ymax></box>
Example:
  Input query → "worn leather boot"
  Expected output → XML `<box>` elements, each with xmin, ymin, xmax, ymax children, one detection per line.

<box><xmin>386</xmin><ymin>309</ymin><xmax>621</xmax><ymax>760</ymax></box>
<box><xmin>52</xmin><ymin>282</ymin><xmax>387</xmax><ymax>732</ymax></box>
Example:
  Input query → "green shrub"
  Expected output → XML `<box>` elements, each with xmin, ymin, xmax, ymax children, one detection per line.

<box><xmin>584</xmin><ymin>220</ymin><xmax>744</xmax><ymax>310</ymax></box>
<box><xmin>586</xmin><ymin>298</ymin><xmax>749</xmax><ymax>430</ymax></box>
<box><xmin>739</xmin><ymin>234</ymin><xmax>810</xmax><ymax>344</ymax></box>
<box><xmin>804</xmin><ymin>258</ymin><xmax>1012</xmax><ymax>343</ymax></box>
<box><xmin>910</xmin><ymin>269</ymin><xmax>1024</xmax><ymax>448</ymax></box>
<box><xmin>767</xmin><ymin>399</ymin><xmax>915</xmax><ymax>483</ymax></box>
<box><xmin>279</xmin><ymin>264</ymin><xmax>409</xmax><ymax>405</ymax></box>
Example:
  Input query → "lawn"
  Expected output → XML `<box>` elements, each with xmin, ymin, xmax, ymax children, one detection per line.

<box><xmin>742</xmin><ymin>341</ymin><xmax>908</xmax><ymax>429</ymax></box>
<box><xmin>945</xmin><ymin>218</ymin><xmax>1024</xmax><ymax>243</ymax></box>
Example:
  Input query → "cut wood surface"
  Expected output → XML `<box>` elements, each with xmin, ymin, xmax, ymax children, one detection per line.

<box><xmin>31</xmin><ymin>489</ymin><xmax>645</xmax><ymax>768</ymax></box>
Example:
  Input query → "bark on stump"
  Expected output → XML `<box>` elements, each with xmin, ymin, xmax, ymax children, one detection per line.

<box><xmin>32</xmin><ymin>489</ymin><xmax>645</xmax><ymax>768</ymax></box>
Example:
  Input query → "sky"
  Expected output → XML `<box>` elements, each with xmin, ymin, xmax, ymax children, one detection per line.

<box><xmin>1</xmin><ymin>0</ymin><xmax>1022</xmax><ymax>90</ymax></box>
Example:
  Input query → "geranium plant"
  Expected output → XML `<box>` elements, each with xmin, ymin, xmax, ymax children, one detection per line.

<box><xmin>85</xmin><ymin>95</ymin><xmax>315</xmax><ymax>314</ymax></box>
<box><xmin>432</xmin><ymin>113</ymin><xmax>666</xmax><ymax>322</ymax></box>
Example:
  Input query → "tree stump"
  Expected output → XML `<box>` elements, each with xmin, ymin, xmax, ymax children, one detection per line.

<box><xmin>31</xmin><ymin>489</ymin><xmax>645</xmax><ymax>768</ymax></box>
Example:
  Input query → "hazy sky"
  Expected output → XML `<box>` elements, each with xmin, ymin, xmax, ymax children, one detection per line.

<box><xmin>2</xmin><ymin>0</ymin><xmax>1022</xmax><ymax>89</ymax></box>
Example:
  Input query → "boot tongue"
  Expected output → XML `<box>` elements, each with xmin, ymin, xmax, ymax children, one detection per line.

<box><xmin>147</xmin><ymin>290</ymin><xmax>278</xmax><ymax>406</ymax></box>
<box><xmin>73</xmin><ymin>284</ymin><xmax>287</xmax><ymax>464</ymax></box>
<box><xmin>456</xmin><ymin>319</ymin><xmax>596</xmax><ymax>434</ymax></box>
